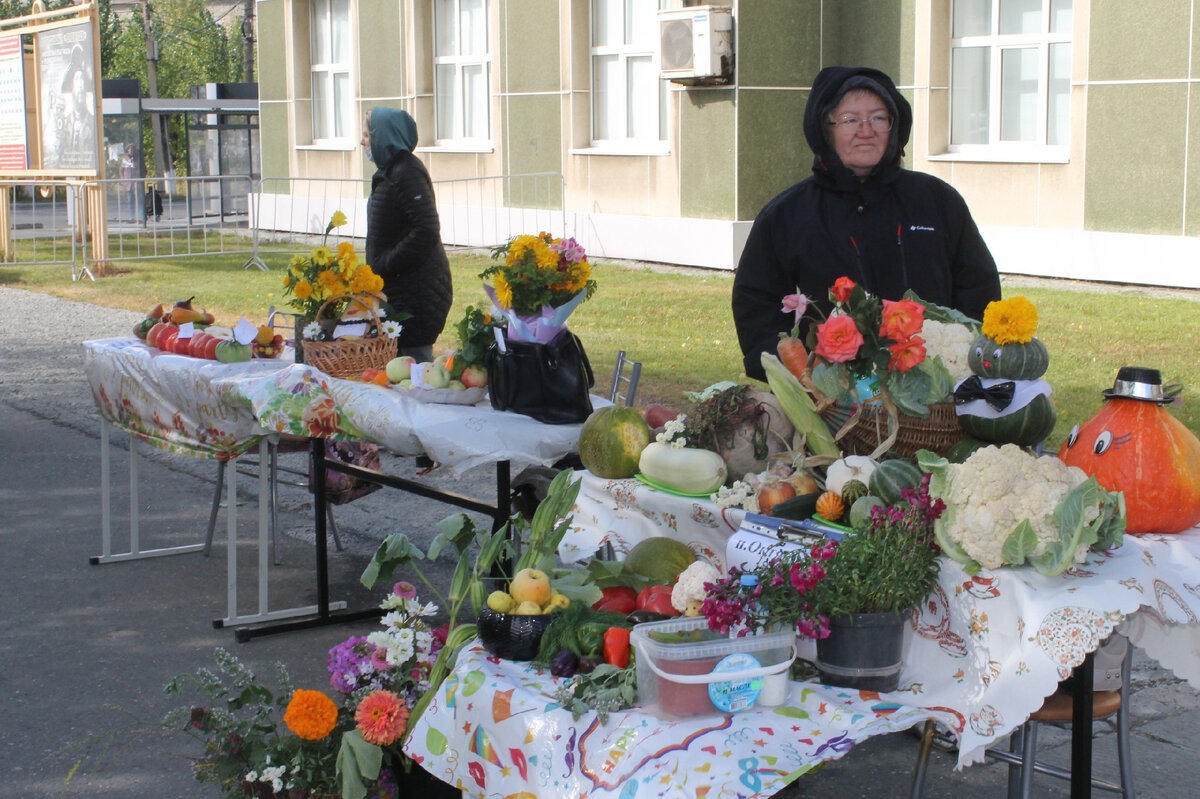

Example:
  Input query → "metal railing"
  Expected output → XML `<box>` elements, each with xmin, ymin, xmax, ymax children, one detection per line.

<box><xmin>3</xmin><ymin>171</ymin><xmax>568</xmax><ymax>279</ymax></box>
<box><xmin>0</xmin><ymin>180</ymin><xmax>79</xmax><ymax>275</ymax></box>
<box><xmin>247</xmin><ymin>172</ymin><xmax>569</xmax><ymax>269</ymax></box>
<box><xmin>79</xmin><ymin>174</ymin><xmax>256</xmax><ymax>277</ymax></box>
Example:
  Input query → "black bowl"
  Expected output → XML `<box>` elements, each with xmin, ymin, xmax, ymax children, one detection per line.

<box><xmin>477</xmin><ymin>607</ymin><xmax>553</xmax><ymax>661</ymax></box>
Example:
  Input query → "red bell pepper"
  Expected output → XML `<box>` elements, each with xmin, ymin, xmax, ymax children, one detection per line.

<box><xmin>592</xmin><ymin>586</ymin><xmax>637</xmax><ymax>615</ymax></box>
<box><xmin>603</xmin><ymin>627</ymin><xmax>631</xmax><ymax>669</ymax></box>
<box><xmin>636</xmin><ymin>584</ymin><xmax>680</xmax><ymax>617</ymax></box>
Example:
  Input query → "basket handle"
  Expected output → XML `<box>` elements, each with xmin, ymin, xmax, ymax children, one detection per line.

<box><xmin>640</xmin><ymin>644</ymin><xmax>796</xmax><ymax>684</ymax></box>
<box><xmin>313</xmin><ymin>292</ymin><xmax>385</xmax><ymax>328</ymax></box>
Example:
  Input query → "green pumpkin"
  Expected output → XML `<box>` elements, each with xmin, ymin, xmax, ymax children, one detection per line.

<box><xmin>957</xmin><ymin>392</ymin><xmax>1057</xmax><ymax>446</ymax></box>
<box><xmin>968</xmin><ymin>334</ymin><xmax>1050</xmax><ymax>380</ymax></box>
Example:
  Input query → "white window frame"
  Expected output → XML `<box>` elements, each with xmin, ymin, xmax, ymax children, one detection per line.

<box><xmin>587</xmin><ymin>0</ymin><xmax>669</xmax><ymax>154</ymax></box>
<box><xmin>432</xmin><ymin>0</ymin><xmax>492</xmax><ymax>148</ymax></box>
<box><xmin>309</xmin><ymin>0</ymin><xmax>354</xmax><ymax>146</ymax></box>
<box><xmin>946</xmin><ymin>0</ymin><xmax>1071</xmax><ymax>162</ymax></box>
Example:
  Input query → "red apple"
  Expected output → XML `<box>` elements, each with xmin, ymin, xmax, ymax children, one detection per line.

<box><xmin>460</xmin><ymin>364</ymin><xmax>488</xmax><ymax>389</ymax></box>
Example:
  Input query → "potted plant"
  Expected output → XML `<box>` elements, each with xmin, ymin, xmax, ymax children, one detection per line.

<box><xmin>703</xmin><ymin>473</ymin><xmax>944</xmax><ymax>691</ymax></box>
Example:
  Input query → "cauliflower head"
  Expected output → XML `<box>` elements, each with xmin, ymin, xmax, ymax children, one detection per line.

<box><xmin>671</xmin><ymin>560</ymin><xmax>722</xmax><ymax>613</ymax></box>
<box><xmin>940</xmin><ymin>444</ymin><xmax>1087</xmax><ymax>569</ymax></box>
<box><xmin>921</xmin><ymin>319</ymin><xmax>975</xmax><ymax>386</ymax></box>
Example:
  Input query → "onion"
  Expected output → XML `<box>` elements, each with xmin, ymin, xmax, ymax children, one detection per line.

<box><xmin>756</xmin><ymin>479</ymin><xmax>797</xmax><ymax>516</ymax></box>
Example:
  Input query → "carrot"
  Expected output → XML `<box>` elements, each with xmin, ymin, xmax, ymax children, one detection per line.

<box><xmin>777</xmin><ymin>337</ymin><xmax>809</xmax><ymax>381</ymax></box>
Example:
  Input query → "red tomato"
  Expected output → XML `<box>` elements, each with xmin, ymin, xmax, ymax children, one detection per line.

<box><xmin>636</xmin><ymin>585</ymin><xmax>679</xmax><ymax>616</ymax></box>
<box><xmin>146</xmin><ymin>322</ymin><xmax>172</xmax><ymax>349</ymax></box>
<box><xmin>158</xmin><ymin>328</ymin><xmax>179</xmax><ymax>353</ymax></box>
<box><xmin>592</xmin><ymin>586</ymin><xmax>638</xmax><ymax>615</ymax></box>
<box><xmin>173</xmin><ymin>332</ymin><xmax>195</xmax><ymax>355</ymax></box>
<box><xmin>188</xmin><ymin>333</ymin><xmax>211</xmax><ymax>358</ymax></box>
<box><xmin>202</xmin><ymin>336</ymin><xmax>222</xmax><ymax>360</ymax></box>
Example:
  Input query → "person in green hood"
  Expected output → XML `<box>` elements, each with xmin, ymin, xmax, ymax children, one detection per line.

<box><xmin>362</xmin><ymin>107</ymin><xmax>453</xmax><ymax>363</ymax></box>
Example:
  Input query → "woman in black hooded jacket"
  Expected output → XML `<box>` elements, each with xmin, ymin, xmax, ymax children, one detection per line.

<box><xmin>362</xmin><ymin>107</ymin><xmax>453</xmax><ymax>363</ymax></box>
<box><xmin>732</xmin><ymin>66</ymin><xmax>1001</xmax><ymax>381</ymax></box>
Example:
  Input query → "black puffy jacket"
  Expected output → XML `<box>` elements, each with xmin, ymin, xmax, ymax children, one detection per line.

<box><xmin>365</xmin><ymin>150</ymin><xmax>453</xmax><ymax>348</ymax></box>
<box><xmin>732</xmin><ymin>66</ymin><xmax>1001</xmax><ymax>381</ymax></box>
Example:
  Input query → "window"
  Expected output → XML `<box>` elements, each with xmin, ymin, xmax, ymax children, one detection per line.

<box><xmin>310</xmin><ymin>0</ymin><xmax>353</xmax><ymax>142</ymax></box>
<box><xmin>433</xmin><ymin>0</ymin><xmax>490</xmax><ymax>143</ymax></box>
<box><xmin>949</xmin><ymin>0</ymin><xmax>1071</xmax><ymax>154</ymax></box>
<box><xmin>591</xmin><ymin>0</ymin><xmax>667</xmax><ymax>148</ymax></box>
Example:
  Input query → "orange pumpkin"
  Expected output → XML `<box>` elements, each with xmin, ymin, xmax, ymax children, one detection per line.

<box><xmin>1058</xmin><ymin>398</ymin><xmax>1200</xmax><ymax>534</ymax></box>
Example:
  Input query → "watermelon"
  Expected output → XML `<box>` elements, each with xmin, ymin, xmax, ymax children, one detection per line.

<box><xmin>578</xmin><ymin>406</ymin><xmax>652</xmax><ymax>478</ymax></box>
<box><xmin>623</xmin><ymin>537</ymin><xmax>697</xmax><ymax>583</ymax></box>
<box><xmin>869</xmin><ymin>459</ymin><xmax>923</xmax><ymax>505</ymax></box>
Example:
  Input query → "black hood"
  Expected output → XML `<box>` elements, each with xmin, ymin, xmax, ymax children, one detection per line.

<box><xmin>803</xmin><ymin>66</ymin><xmax>913</xmax><ymax>185</ymax></box>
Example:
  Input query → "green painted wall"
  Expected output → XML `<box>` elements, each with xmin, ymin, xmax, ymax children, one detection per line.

<box><xmin>259</xmin><ymin>103</ymin><xmax>291</xmax><ymax>182</ymax></box>
<box><xmin>680</xmin><ymin>89</ymin><xmax>735</xmax><ymax>219</ymax></box>
<box><xmin>735</xmin><ymin>88</ymin><xmax>809</xmax><ymax>220</ymax></box>
<box><xmin>1085</xmin><ymin>83</ymin><xmax>1186</xmax><ymax>235</ymax></box>
<box><xmin>503</xmin><ymin>94</ymin><xmax>561</xmax><ymax>185</ymax></box>
<box><xmin>1089</xmin><ymin>0</ymin><xmax>1191</xmax><ymax>81</ymax></box>
<box><xmin>735</xmin><ymin>0</ymin><xmax>822</xmax><ymax>87</ymax></box>
<box><xmin>357</xmin><ymin>0</ymin><xmax>405</xmax><ymax>98</ymax></box>
<box><xmin>257</xmin><ymin>0</ymin><xmax>286</xmax><ymax>103</ymax></box>
<box><xmin>499</xmin><ymin>0</ymin><xmax>560</xmax><ymax>93</ymax></box>
<box><xmin>825</xmin><ymin>0</ymin><xmax>912</xmax><ymax>85</ymax></box>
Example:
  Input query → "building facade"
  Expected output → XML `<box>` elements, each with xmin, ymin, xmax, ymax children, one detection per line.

<box><xmin>254</xmin><ymin>0</ymin><xmax>1200</xmax><ymax>288</ymax></box>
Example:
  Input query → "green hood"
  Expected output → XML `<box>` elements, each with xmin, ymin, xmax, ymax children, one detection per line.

<box><xmin>368</xmin><ymin>107</ymin><xmax>418</xmax><ymax>167</ymax></box>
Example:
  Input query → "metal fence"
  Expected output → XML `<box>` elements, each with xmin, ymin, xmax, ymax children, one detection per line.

<box><xmin>247</xmin><ymin>172</ymin><xmax>568</xmax><ymax>269</ymax></box>
<box><xmin>0</xmin><ymin>180</ymin><xmax>79</xmax><ymax>275</ymax></box>
<box><xmin>1</xmin><ymin>172</ymin><xmax>567</xmax><ymax>280</ymax></box>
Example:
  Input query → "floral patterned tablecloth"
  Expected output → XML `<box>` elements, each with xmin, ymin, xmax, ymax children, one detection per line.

<box><xmin>82</xmin><ymin>338</ymin><xmax>588</xmax><ymax>472</ymax></box>
<box><xmin>413</xmin><ymin>471</ymin><xmax>1200</xmax><ymax>796</ymax></box>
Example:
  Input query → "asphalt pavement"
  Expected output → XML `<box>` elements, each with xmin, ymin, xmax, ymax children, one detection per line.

<box><xmin>3</xmin><ymin>285</ymin><xmax>1200</xmax><ymax>798</ymax></box>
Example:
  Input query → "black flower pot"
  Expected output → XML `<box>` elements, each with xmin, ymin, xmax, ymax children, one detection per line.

<box><xmin>815</xmin><ymin>611</ymin><xmax>906</xmax><ymax>692</ymax></box>
<box><xmin>477</xmin><ymin>607</ymin><xmax>553</xmax><ymax>661</ymax></box>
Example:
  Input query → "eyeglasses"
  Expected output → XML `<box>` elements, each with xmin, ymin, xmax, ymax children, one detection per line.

<box><xmin>828</xmin><ymin>114</ymin><xmax>893</xmax><ymax>133</ymax></box>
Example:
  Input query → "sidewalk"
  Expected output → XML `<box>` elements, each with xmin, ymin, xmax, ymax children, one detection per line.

<box><xmin>3</xmin><ymin>286</ymin><xmax>1200</xmax><ymax>797</ymax></box>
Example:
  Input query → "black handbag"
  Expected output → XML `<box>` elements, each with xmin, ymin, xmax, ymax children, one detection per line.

<box><xmin>487</xmin><ymin>329</ymin><xmax>595</xmax><ymax>424</ymax></box>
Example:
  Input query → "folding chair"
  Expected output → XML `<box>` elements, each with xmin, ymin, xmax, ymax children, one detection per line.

<box><xmin>910</xmin><ymin>635</ymin><xmax>1135</xmax><ymax>798</ymax></box>
<box><xmin>609</xmin><ymin>350</ymin><xmax>642</xmax><ymax>407</ymax></box>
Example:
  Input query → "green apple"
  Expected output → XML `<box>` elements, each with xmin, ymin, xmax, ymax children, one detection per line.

<box><xmin>385</xmin><ymin>355</ymin><xmax>416</xmax><ymax>383</ymax></box>
<box><xmin>423</xmin><ymin>363</ymin><xmax>451</xmax><ymax>389</ymax></box>
<box><xmin>399</xmin><ymin>378</ymin><xmax>413</xmax><ymax>388</ymax></box>
<box><xmin>447</xmin><ymin>379</ymin><xmax>465</xmax><ymax>391</ymax></box>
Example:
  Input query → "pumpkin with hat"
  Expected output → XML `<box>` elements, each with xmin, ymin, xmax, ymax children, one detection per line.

<box><xmin>1059</xmin><ymin>366</ymin><xmax>1200</xmax><ymax>534</ymax></box>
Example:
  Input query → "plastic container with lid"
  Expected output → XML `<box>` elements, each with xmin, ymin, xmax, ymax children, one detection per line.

<box><xmin>630</xmin><ymin>617</ymin><xmax>795</xmax><ymax>718</ymax></box>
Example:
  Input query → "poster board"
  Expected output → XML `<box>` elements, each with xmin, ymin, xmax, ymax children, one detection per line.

<box><xmin>36</xmin><ymin>21</ymin><xmax>97</xmax><ymax>172</ymax></box>
<box><xmin>0</xmin><ymin>35</ymin><xmax>27</xmax><ymax>170</ymax></box>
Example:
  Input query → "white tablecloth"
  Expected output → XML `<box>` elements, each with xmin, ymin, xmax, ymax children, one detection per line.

<box><xmin>82</xmin><ymin>337</ymin><xmax>590</xmax><ymax>473</ymax></box>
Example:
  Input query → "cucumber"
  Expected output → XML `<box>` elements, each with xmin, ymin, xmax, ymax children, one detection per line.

<box><xmin>769</xmin><ymin>491</ymin><xmax>823</xmax><ymax>520</ymax></box>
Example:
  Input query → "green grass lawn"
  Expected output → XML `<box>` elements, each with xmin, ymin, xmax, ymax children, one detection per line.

<box><xmin>5</xmin><ymin>245</ymin><xmax>1200</xmax><ymax>450</ymax></box>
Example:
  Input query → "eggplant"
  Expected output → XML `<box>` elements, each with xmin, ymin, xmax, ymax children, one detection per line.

<box><xmin>626</xmin><ymin>609</ymin><xmax>672</xmax><ymax>626</ymax></box>
<box><xmin>550</xmin><ymin>648</ymin><xmax>579</xmax><ymax>678</ymax></box>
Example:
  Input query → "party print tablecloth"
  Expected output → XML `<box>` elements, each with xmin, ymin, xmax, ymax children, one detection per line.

<box><xmin>406</xmin><ymin>642</ymin><xmax>931</xmax><ymax>798</ymax></box>
<box><xmin>423</xmin><ymin>473</ymin><xmax>1200</xmax><ymax>796</ymax></box>
<box><xmin>82</xmin><ymin>337</ymin><xmax>588</xmax><ymax>472</ymax></box>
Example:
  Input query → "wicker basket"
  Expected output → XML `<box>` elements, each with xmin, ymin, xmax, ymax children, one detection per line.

<box><xmin>818</xmin><ymin>399</ymin><xmax>965</xmax><ymax>459</ymax></box>
<box><xmin>300</xmin><ymin>294</ymin><xmax>398</xmax><ymax>380</ymax></box>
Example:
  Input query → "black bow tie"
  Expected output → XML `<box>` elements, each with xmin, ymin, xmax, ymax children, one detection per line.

<box><xmin>954</xmin><ymin>376</ymin><xmax>1016</xmax><ymax>412</ymax></box>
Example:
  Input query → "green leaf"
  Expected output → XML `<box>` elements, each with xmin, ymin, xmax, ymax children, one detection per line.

<box><xmin>336</xmin><ymin>730</ymin><xmax>382</xmax><ymax>799</ymax></box>
<box><xmin>904</xmin><ymin>290</ymin><xmax>983</xmax><ymax>331</ymax></box>
<box><xmin>1001</xmin><ymin>520</ymin><xmax>1039</xmax><ymax>565</ymax></box>
<box><xmin>360</xmin><ymin>533</ymin><xmax>426</xmax><ymax>588</ymax></box>
<box><xmin>430</xmin><ymin>513</ymin><xmax>480</xmax><ymax>560</ymax></box>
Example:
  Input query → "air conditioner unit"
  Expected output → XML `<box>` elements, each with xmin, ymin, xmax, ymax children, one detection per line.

<box><xmin>658</xmin><ymin>6</ymin><xmax>734</xmax><ymax>85</ymax></box>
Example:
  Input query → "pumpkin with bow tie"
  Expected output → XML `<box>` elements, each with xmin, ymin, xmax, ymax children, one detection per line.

<box><xmin>952</xmin><ymin>297</ymin><xmax>1057</xmax><ymax>447</ymax></box>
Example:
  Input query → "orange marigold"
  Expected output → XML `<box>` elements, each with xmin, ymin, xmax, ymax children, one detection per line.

<box><xmin>981</xmin><ymin>296</ymin><xmax>1038</xmax><ymax>344</ymax></box>
<box><xmin>283</xmin><ymin>689</ymin><xmax>338</xmax><ymax>740</ymax></box>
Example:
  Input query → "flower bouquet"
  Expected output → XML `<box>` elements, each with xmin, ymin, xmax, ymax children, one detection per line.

<box><xmin>164</xmin><ymin>582</ymin><xmax>449</xmax><ymax>799</ymax></box>
<box><xmin>479</xmin><ymin>233</ymin><xmax>598</xmax><ymax>424</ymax></box>
<box><xmin>281</xmin><ymin>212</ymin><xmax>406</xmax><ymax>378</ymax></box>
<box><xmin>798</xmin><ymin>277</ymin><xmax>977</xmax><ymax>458</ymax></box>
<box><xmin>480</xmin><ymin>232</ymin><xmax>596</xmax><ymax>344</ymax></box>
